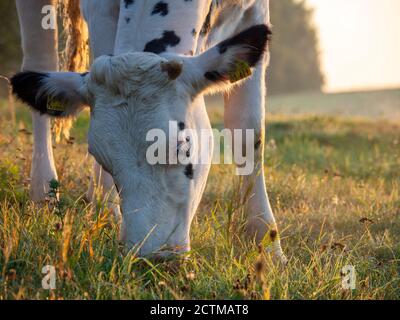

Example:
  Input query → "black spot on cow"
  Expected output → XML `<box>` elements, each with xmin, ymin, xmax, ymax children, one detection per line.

<box><xmin>144</xmin><ymin>31</ymin><xmax>181</xmax><ymax>54</ymax></box>
<box><xmin>255</xmin><ymin>138</ymin><xmax>262</xmax><ymax>150</ymax></box>
<box><xmin>184</xmin><ymin>164</ymin><xmax>194</xmax><ymax>179</ymax></box>
<box><xmin>152</xmin><ymin>1</ymin><xmax>169</xmax><ymax>16</ymax></box>
<box><xmin>178</xmin><ymin>122</ymin><xmax>185</xmax><ymax>130</ymax></box>
<box><xmin>204</xmin><ymin>71</ymin><xmax>225</xmax><ymax>82</ymax></box>
<box><xmin>125</xmin><ymin>16</ymin><xmax>131</xmax><ymax>23</ymax></box>
<box><xmin>124</xmin><ymin>0</ymin><xmax>134</xmax><ymax>9</ymax></box>
<box><xmin>218</xmin><ymin>25</ymin><xmax>272</xmax><ymax>67</ymax></box>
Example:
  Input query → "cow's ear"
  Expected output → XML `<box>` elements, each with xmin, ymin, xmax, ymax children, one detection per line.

<box><xmin>11</xmin><ymin>71</ymin><xmax>89</xmax><ymax>117</ymax></box>
<box><xmin>183</xmin><ymin>24</ymin><xmax>271</xmax><ymax>95</ymax></box>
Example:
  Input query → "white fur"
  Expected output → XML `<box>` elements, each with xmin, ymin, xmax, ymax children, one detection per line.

<box><xmin>85</xmin><ymin>52</ymin><xmax>214</xmax><ymax>255</ymax></box>
<box><xmin>114</xmin><ymin>0</ymin><xmax>211</xmax><ymax>55</ymax></box>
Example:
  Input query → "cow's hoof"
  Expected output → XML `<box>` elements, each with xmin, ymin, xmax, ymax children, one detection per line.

<box><xmin>275</xmin><ymin>253</ymin><xmax>288</xmax><ymax>267</ymax></box>
<box><xmin>30</xmin><ymin>177</ymin><xmax>57</xmax><ymax>203</ymax></box>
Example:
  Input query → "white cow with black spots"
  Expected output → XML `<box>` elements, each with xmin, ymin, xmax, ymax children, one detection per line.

<box><xmin>12</xmin><ymin>0</ymin><xmax>286</xmax><ymax>263</ymax></box>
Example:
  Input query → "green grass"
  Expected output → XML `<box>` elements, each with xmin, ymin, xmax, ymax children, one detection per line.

<box><xmin>207</xmin><ymin>88</ymin><xmax>400</xmax><ymax>119</ymax></box>
<box><xmin>0</xmin><ymin>90</ymin><xmax>399</xmax><ymax>300</ymax></box>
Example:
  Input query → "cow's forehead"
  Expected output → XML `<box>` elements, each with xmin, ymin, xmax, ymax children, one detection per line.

<box><xmin>87</xmin><ymin>51</ymin><xmax>178</xmax><ymax>99</ymax></box>
<box><xmin>99</xmin><ymin>52</ymin><xmax>164</xmax><ymax>71</ymax></box>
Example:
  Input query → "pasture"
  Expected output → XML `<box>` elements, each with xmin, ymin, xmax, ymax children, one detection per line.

<box><xmin>0</xmin><ymin>89</ymin><xmax>399</xmax><ymax>300</ymax></box>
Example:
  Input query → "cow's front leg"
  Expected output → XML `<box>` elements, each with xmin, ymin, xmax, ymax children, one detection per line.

<box><xmin>30</xmin><ymin>112</ymin><xmax>58</xmax><ymax>202</ymax></box>
<box><xmin>224</xmin><ymin>60</ymin><xmax>287</xmax><ymax>264</ymax></box>
<box><xmin>16</xmin><ymin>0</ymin><xmax>59</xmax><ymax>202</ymax></box>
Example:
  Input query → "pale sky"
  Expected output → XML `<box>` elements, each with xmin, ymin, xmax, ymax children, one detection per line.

<box><xmin>306</xmin><ymin>0</ymin><xmax>400</xmax><ymax>92</ymax></box>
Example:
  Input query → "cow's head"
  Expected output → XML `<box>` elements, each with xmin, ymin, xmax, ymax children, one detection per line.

<box><xmin>11</xmin><ymin>25</ymin><xmax>271</xmax><ymax>258</ymax></box>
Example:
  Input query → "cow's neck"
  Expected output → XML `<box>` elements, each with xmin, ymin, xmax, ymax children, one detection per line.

<box><xmin>114</xmin><ymin>0</ymin><xmax>212</xmax><ymax>55</ymax></box>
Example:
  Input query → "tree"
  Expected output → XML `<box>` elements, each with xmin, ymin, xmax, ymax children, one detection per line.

<box><xmin>268</xmin><ymin>0</ymin><xmax>324</xmax><ymax>95</ymax></box>
<box><xmin>0</xmin><ymin>0</ymin><xmax>22</xmax><ymax>77</ymax></box>
<box><xmin>0</xmin><ymin>0</ymin><xmax>22</xmax><ymax>96</ymax></box>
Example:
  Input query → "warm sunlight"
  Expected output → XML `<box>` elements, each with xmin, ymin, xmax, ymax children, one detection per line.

<box><xmin>307</xmin><ymin>0</ymin><xmax>400</xmax><ymax>92</ymax></box>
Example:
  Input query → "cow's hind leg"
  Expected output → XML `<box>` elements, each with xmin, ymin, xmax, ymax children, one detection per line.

<box><xmin>224</xmin><ymin>55</ymin><xmax>287</xmax><ymax>264</ymax></box>
<box><xmin>81</xmin><ymin>0</ymin><xmax>121</xmax><ymax>219</ymax></box>
<box><xmin>16</xmin><ymin>0</ymin><xmax>59</xmax><ymax>202</ymax></box>
<box><xmin>86</xmin><ymin>160</ymin><xmax>121</xmax><ymax>220</ymax></box>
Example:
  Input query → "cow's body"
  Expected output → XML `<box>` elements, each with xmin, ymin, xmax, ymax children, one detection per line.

<box><xmin>14</xmin><ymin>0</ymin><xmax>286</xmax><ymax>262</ymax></box>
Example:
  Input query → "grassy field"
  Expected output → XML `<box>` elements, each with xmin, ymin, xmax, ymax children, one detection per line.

<box><xmin>0</xmin><ymin>89</ymin><xmax>399</xmax><ymax>300</ymax></box>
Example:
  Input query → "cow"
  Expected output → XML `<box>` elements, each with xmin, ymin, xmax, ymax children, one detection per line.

<box><xmin>11</xmin><ymin>0</ymin><xmax>286</xmax><ymax>263</ymax></box>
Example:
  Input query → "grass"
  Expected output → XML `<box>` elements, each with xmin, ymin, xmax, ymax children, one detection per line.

<box><xmin>0</xmin><ymin>90</ymin><xmax>399</xmax><ymax>300</ymax></box>
<box><xmin>268</xmin><ymin>88</ymin><xmax>400</xmax><ymax>119</ymax></box>
<box><xmin>207</xmin><ymin>88</ymin><xmax>400</xmax><ymax>120</ymax></box>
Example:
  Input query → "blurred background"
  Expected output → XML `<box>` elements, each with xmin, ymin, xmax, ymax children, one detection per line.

<box><xmin>0</xmin><ymin>0</ymin><xmax>399</xmax><ymax>118</ymax></box>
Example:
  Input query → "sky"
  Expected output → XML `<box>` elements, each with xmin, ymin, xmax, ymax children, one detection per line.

<box><xmin>306</xmin><ymin>0</ymin><xmax>400</xmax><ymax>93</ymax></box>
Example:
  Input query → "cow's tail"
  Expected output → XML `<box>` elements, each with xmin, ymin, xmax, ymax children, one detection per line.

<box><xmin>54</xmin><ymin>0</ymin><xmax>89</xmax><ymax>142</ymax></box>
